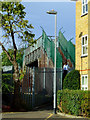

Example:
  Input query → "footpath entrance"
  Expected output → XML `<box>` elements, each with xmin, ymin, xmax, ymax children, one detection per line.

<box><xmin>20</xmin><ymin>67</ymin><xmax>62</xmax><ymax>110</ymax></box>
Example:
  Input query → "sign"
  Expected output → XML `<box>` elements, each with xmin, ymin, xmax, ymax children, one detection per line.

<box><xmin>2</xmin><ymin>66</ymin><xmax>13</xmax><ymax>72</ymax></box>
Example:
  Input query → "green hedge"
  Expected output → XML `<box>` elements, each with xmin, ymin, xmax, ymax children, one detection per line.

<box><xmin>57</xmin><ymin>89</ymin><xmax>90</xmax><ymax>117</ymax></box>
<box><xmin>63</xmin><ymin>70</ymin><xmax>80</xmax><ymax>90</ymax></box>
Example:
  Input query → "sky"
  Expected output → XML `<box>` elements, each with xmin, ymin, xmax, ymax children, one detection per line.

<box><xmin>21</xmin><ymin>1</ymin><xmax>76</xmax><ymax>42</ymax></box>
<box><xmin>0</xmin><ymin>1</ymin><xmax>76</xmax><ymax>55</ymax></box>
<box><xmin>22</xmin><ymin>0</ymin><xmax>75</xmax><ymax>2</ymax></box>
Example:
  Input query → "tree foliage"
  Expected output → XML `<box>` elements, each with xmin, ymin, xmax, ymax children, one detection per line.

<box><xmin>0</xmin><ymin>2</ymin><xmax>36</xmax><ymax>110</ymax></box>
<box><xmin>0</xmin><ymin>2</ymin><xmax>35</xmax><ymax>65</ymax></box>
<box><xmin>1</xmin><ymin>48</ymin><xmax>24</xmax><ymax>67</ymax></box>
<box><xmin>1</xmin><ymin>49</ymin><xmax>13</xmax><ymax>66</ymax></box>
<box><xmin>0</xmin><ymin>1</ymin><xmax>35</xmax><ymax>79</ymax></box>
<box><xmin>1</xmin><ymin>2</ymin><xmax>35</xmax><ymax>45</ymax></box>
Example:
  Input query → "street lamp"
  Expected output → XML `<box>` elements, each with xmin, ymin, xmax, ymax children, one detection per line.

<box><xmin>46</xmin><ymin>9</ymin><xmax>57</xmax><ymax>114</ymax></box>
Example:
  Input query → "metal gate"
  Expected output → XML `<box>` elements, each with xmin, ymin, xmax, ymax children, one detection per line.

<box><xmin>21</xmin><ymin>67</ymin><xmax>62</xmax><ymax>110</ymax></box>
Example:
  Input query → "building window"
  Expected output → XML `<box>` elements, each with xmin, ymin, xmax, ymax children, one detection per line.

<box><xmin>82</xmin><ymin>35</ymin><xmax>88</xmax><ymax>56</ymax></box>
<box><xmin>82</xmin><ymin>0</ymin><xmax>88</xmax><ymax>15</ymax></box>
<box><xmin>81</xmin><ymin>75</ymin><xmax>88</xmax><ymax>90</ymax></box>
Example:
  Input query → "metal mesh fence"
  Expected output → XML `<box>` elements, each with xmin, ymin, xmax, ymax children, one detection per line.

<box><xmin>42</xmin><ymin>30</ymin><xmax>62</xmax><ymax>68</ymax></box>
<box><xmin>58</xmin><ymin>31</ymin><xmax>75</xmax><ymax>67</ymax></box>
<box><xmin>21</xmin><ymin>67</ymin><xmax>62</xmax><ymax>109</ymax></box>
<box><xmin>22</xmin><ymin>29</ymin><xmax>75</xmax><ymax>110</ymax></box>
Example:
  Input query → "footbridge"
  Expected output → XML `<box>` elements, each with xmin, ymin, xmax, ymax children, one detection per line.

<box><xmin>21</xmin><ymin>30</ymin><xmax>75</xmax><ymax>109</ymax></box>
<box><xmin>24</xmin><ymin>30</ymin><xmax>75</xmax><ymax>69</ymax></box>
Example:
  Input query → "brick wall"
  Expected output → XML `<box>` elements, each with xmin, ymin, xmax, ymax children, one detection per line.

<box><xmin>88</xmin><ymin>0</ymin><xmax>90</xmax><ymax>90</ymax></box>
<box><xmin>76</xmin><ymin>0</ymin><xmax>90</xmax><ymax>90</ymax></box>
<box><xmin>38</xmin><ymin>49</ymin><xmax>54</xmax><ymax>68</ymax></box>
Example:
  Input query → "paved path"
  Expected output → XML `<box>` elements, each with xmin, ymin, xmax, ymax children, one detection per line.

<box><xmin>2</xmin><ymin>105</ymin><xmax>90</xmax><ymax>120</ymax></box>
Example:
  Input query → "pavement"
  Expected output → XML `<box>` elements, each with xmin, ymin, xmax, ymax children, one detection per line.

<box><xmin>1</xmin><ymin>105</ymin><xmax>90</xmax><ymax>120</ymax></box>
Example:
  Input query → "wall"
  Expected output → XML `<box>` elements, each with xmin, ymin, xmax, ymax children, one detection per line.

<box><xmin>38</xmin><ymin>49</ymin><xmax>54</xmax><ymax>68</ymax></box>
<box><xmin>88</xmin><ymin>0</ymin><xmax>90</xmax><ymax>90</ymax></box>
<box><xmin>75</xmin><ymin>0</ymin><xmax>89</xmax><ymax>89</ymax></box>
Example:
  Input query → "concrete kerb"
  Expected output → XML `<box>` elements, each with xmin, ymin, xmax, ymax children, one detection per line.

<box><xmin>57</xmin><ymin>112</ymin><xmax>90</xmax><ymax>119</ymax></box>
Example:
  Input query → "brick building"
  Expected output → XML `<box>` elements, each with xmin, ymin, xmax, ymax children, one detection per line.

<box><xmin>75</xmin><ymin>0</ymin><xmax>90</xmax><ymax>90</ymax></box>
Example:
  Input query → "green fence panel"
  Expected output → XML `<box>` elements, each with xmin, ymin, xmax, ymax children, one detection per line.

<box><xmin>67</xmin><ymin>40</ymin><xmax>75</xmax><ymax>62</ymax></box>
<box><xmin>42</xmin><ymin>30</ymin><xmax>62</xmax><ymax>68</ymax></box>
<box><xmin>58</xmin><ymin>31</ymin><xmax>67</xmax><ymax>52</ymax></box>
<box><xmin>56</xmin><ymin>49</ymin><xmax>62</xmax><ymax>68</ymax></box>
<box><xmin>42</xmin><ymin>30</ymin><xmax>75</xmax><ymax>68</ymax></box>
<box><xmin>51</xmin><ymin>40</ymin><xmax>55</xmax><ymax>63</ymax></box>
<box><xmin>58</xmin><ymin>31</ymin><xmax>75</xmax><ymax>67</ymax></box>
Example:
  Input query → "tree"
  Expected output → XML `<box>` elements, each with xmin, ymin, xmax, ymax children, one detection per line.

<box><xmin>0</xmin><ymin>2</ymin><xmax>35</xmax><ymax>110</ymax></box>
<box><xmin>1</xmin><ymin>48</ymin><xmax>24</xmax><ymax>96</ymax></box>
<box><xmin>1</xmin><ymin>48</ymin><xmax>24</xmax><ymax>67</ymax></box>
<box><xmin>1</xmin><ymin>49</ymin><xmax>13</xmax><ymax>66</ymax></box>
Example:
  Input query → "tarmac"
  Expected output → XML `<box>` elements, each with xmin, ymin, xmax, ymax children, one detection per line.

<box><xmin>1</xmin><ymin>105</ymin><xmax>90</xmax><ymax>120</ymax></box>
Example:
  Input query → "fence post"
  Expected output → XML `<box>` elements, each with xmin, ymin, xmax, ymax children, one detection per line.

<box><xmin>32</xmin><ymin>67</ymin><xmax>35</xmax><ymax>108</ymax></box>
<box><xmin>43</xmin><ymin>68</ymin><xmax>46</xmax><ymax>89</ymax></box>
<box><xmin>28</xmin><ymin>67</ymin><xmax>31</xmax><ymax>107</ymax></box>
<box><xmin>27</xmin><ymin>67</ymin><xmax>29</xmax><ymax>105</ymax></box>
<box><xmin>29</xmin><ymin>68</ymin><xmax>32</xmax><ymax>107</ymax></box>
<box><xmin>24</xmin><ymin>66</ymin><xmax>28</xmax><ymax>103</ymax></box>
<box><xmin>61</xmin><ymin>63</ymin><xmax>63</xmax><ymax>90</ymax></box>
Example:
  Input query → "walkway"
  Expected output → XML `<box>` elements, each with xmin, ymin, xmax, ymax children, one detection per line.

<box><xmin>2</xmin><ymin>105</ymin><xmax>90</xmax><ymax>120</ymax></box>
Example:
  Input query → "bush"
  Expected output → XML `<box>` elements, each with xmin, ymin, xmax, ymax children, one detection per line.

<box><xmin>63</xmin><ymin>70</ymin><xmax>80</xmax><ymax>90</ymax></box>
<box><xmin>2</xmin><ymin>73</ymin><xmax>14</xmax><ymax>94</ymax></box>
<box><xmin>57</xmin><ymin>90</ymin><xmax>90</xmax><ymax>117</ymax></box>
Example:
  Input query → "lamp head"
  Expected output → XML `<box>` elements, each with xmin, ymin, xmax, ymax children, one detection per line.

<box><xmin>70</xmin><ymin>0</ymin><xmax>78</xmax><ymax>1</ymax></box>
<box><xmin>47</xmin><ymin>9</ymin><xmax>57</xmax><ymax>15</ymax></box>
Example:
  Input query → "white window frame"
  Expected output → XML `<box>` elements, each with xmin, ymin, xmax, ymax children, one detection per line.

<box><xmin>81</xmin><ymin>75</ymin><xmax>88</xmax><ymax>90</ymax></box>
<box><xmin>82</xmin><ymin>0</ymin><xmax>88</xmax><ymax>15</ymax></box>
<box><xmin>81</xmin><ymin>35</ymin><xmax>88</xmax><ymax>57</ymax></box>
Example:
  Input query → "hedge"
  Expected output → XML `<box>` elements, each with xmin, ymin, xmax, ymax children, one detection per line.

<box><xmin>57</xmin><ymin>89</ymin><xmax>90</xmax><ymax>117</ymax></box>
<box><xmin>63</xmin><ymin>70</ymin><xmax>80</xmax><ymax>90</ymax></box>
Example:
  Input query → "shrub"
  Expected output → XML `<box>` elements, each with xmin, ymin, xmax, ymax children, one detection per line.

<box><xmin>57</xmin><ymin>90</ymin><xmax>90</xmax><ymax>117</ymax></box>
<box><xmin>63</xmin><ymin>70</ymin><xmax>80</xmax><ymax>90</ymax></box>
<box><xmin>2</xmin><ymin>73</ymin><xmax>14</xmax><ymax>94</ymax></box>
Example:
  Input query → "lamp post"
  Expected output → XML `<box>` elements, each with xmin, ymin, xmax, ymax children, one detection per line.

<box><xmin>46</xmin><ymin>9</ymin><xmax>57</xmax><ymax>114</ymax></box>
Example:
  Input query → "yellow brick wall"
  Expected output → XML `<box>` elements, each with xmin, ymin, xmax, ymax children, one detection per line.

<box><xmin>76</xmin><ymin>0</ymin><xmax>89</xmax><ymax>89</ymax></box>
<box><xmin>88</xmin><ymin>0</ymin><xmax>90</xmax><ymax>90</ymax></box>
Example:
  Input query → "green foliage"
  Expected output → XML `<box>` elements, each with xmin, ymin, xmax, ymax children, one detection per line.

<box><xmin>57</xmin><ymin>90</ymin><xmax>90</xmax><ymax>117</ymax></box>
<box><xmin>1</xmin><ymin>2</ymin><xmax>36</xmax><ymax>46</ymax></box>
<box><xmin>63</xmin><ymin>70</ymin><xmax>80</xmax><ymax>90</ymax></box>
<box><xmin>1</xmin><ymin>49</ymin><xmax>13</xmax><ymax>66</ymax></box>
<box><xmin>0</xmin><ymin>2</ymin><xmax>36</xmax><ymax>108</ymax></box>
<box><xmin>19</xmin><ymin>69</ymin><xmax>26</xmax><ymax>82</ymax></box>
<box><xmin>2</xmin><ymin>73</ymin><xmax>14</xmax><ymax>94</ymax></box>
<box><xmin>1</xmin><ymin>49</ymin><xmax>24</xmax><ymax>67</ymax></box>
